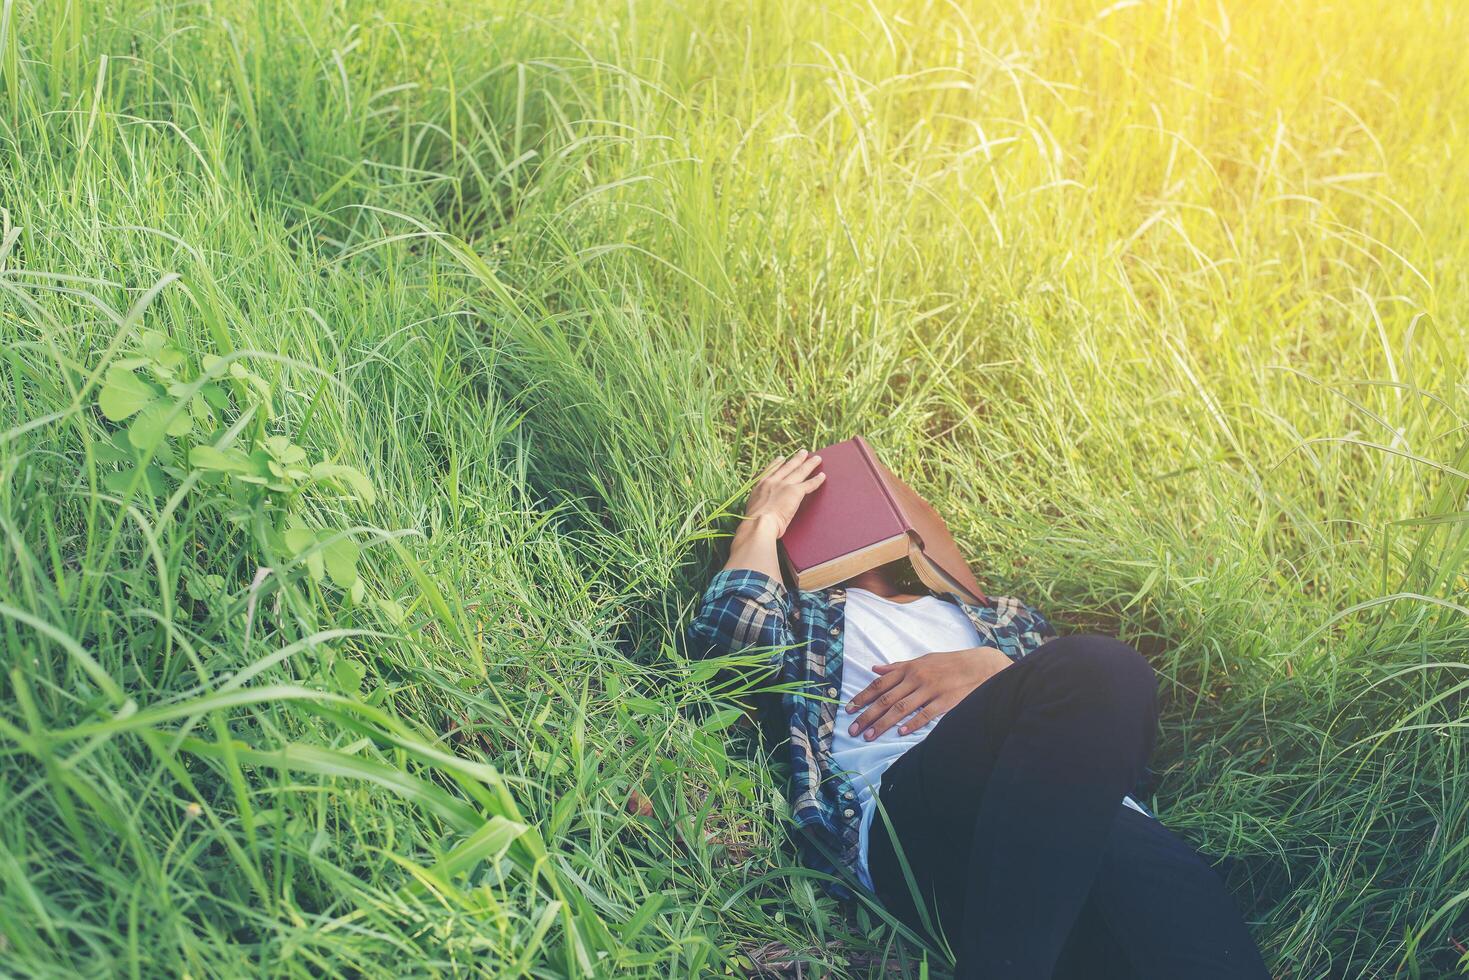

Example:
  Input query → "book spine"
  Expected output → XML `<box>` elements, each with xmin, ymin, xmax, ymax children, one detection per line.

<box><xmin>853</xmin><ymin>437</ymin><xmax>910</xmax><ymax>532</ymax></box>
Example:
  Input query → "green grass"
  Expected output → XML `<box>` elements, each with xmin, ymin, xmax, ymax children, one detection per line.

<box><xmin>1</xmin><ymin>0</ymin><xmax>1466</xmax><ymax>975</ymax></box>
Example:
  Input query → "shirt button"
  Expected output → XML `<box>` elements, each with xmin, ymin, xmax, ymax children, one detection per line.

<box><xmin>827</xmin><ymin>686</ymin><xmax>838</xmax><ymax>697</ymax></box>
<box><xmin>843</xmin><ymin>808</ymin><xmax>855</xmax><ymax>818</ymax></box>
<box><xmin>844</xmin><ymin>790</ymin><xmax>855</xmax><ymax>800</ymax></box>
<box><xmin>828</xmin><ymin>626</ymin><xmax>841</xmax><ymax>637</ymax></box>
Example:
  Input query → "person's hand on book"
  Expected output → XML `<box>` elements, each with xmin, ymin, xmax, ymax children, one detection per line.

<box><xmin>743</xmin><ymin>449</ymin><xmax>825</xmax><ymax>537</ymax></box>
<box><xmin>722</xmin><ymin>450</ymin><xmax>825</xmax><ymax>580</ymax></box>
<box><xmin>846</xmin><ymin>646</ymin><xmax>1012</xmax><ymax>740</ymax></box>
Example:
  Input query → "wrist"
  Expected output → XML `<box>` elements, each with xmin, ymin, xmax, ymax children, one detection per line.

<box><xmin>724</xmin><ymin>512</ymin><xmax>785</xmax><ymax>581</ymax></box>
<box><xmin>739</xmin><ymin>512</ymin><xmax>784</xmax><ymax>540</ymax></box>
<box><xmin>962</xmin><ymin>645</ymin><xmax>1010</xmax><ymax>678</ymax></box>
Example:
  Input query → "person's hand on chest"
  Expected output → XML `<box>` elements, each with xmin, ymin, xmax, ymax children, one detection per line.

<box><xmin>845</xmin><ymin>646</ymin><xmax>1013</xmax><ymax>741</ymax></box>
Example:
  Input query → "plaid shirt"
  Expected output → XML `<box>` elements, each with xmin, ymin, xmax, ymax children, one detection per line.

<box><xmin>685</xmin><ymin>567</ymin><xmax>1058</xmax><ymax>896</ymax></box>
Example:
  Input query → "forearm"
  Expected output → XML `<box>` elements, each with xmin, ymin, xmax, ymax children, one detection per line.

<box><xmin>722</xmin><ymin>512</ymin><xmax>783</xmax><ymax>581</ymax></box>
<box><xmin>689</xmin><ymin>517</ymin><xmax>792</xmax><ymax>660</ymax></box>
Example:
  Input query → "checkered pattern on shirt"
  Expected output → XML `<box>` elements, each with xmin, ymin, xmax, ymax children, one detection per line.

<box><xmin>685</xmin><ymin>567</ymin><xmax>1057</xmax><ymax>896</ymax></box>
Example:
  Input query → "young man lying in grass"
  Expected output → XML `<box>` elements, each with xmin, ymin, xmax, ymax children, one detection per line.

<box><xmin>687</xmin><ymin>451</ymin><xmax>1271</xmax><ymax>979</ymax></box>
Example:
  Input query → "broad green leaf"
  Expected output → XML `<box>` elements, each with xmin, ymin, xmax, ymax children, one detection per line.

<box><xmin>138</xmin><ymin>330</ymin><xmax>169</xmax><ymax>359</ymax></box>
<box><xmin>167</xmin><ymin>406</ymin><xmax>193</xmax><ymax>437</ymax></box>
<box><xmin>184</xmin><ymin>572</ymin><xmax>225</xmax><ymax>601</ymax></box>
<box><xmin>321</xmin><ymin>533</ymin><xmax>360</xmax><ymax>588</ymax></box>
<box><xmin>201</xmin><ymin>382</ymin><xmax>230</xmax><ymax>409</ymax></box>
<box><xmin>51</xmin><ymin>684</ymin><xmax>355</xmax><ymax>741</ymax></box>
<box><xmin>184</xmin><ymin>573</ymin><xmax>206</xmax><ymax>601</ymax></box>
<box><xmin>98</xmin><ymin>367</ymin><xmax>160</xmax><ymax>421</ymax></box>
<box><xmin>332</xmin><ymin>656</ymin><xmax>366</xmax><ymax>695</ymax></box>
<box><xmin>93</xmin><ymin>430</ymin><xmax>134</xmax><ymax>465</ymax></box>
<box><xmin>433</xmin><ymin>816</ymin><xmax>527</xmax><ymax>880</ymax></box>
<box><xmin>236</xmin><ymin>449</ymin><xmax>284</xmax><ymax>487</ymax></box>
<box><xmin>685</xmin><ymin>658</ymin><xmax>721</xmax><ymax>685</ymax></box>
<box><xmin>189</xmin><ymin>444</ymin><xmax>255</xmax><ymax>476</ymax></box>
<box><xmin>620</xmin><ymin>696</ymin><xmax>664</xmax><ymax>715</ymax></box>
<box><xmin>189</xmin><ymin>393</ymin><xmax>214</xmax><ymax>425</ymax></box>
<box><xmin>282</xmin><ymin>526</ymin><xmax>316</xmax><ymax>555</ymax></box>
<box><xmin>128</xmin><ymin>400</ymin><xmax>189</xmax><ymax>448</ymax></box>
<box><xmin>312</xmin><ymin>462</ymin><xmax>377</xmax><ymax>506</ymax></box>
<box><xmin>174</xmin><ymin>735</ymin><xmax>483</xmax><ymax>832</ymax></box>
<box><xmin>144</xmin><ymin>464</ymin><xmax>170</xmax><ymax>496</ymax></box>
<box><xmin>103</xmin><ymin>465</ymin><xmax>167</xmax><ymax>498</ymax></box>
<box><xmin>229</xmin><ymin>362</ymin><xmax>272</xmax><ymax>401</ymax></box>
<box><xmin>375</xmin><ymin>596</ymin><xmax>406</xmax><ymax>625</ymax></box>
<box><xmin>703</xmin><ymin>707</ymin><xmax>745</xmax><ymax>733</ymax></box>
<box><xmin>267</xmin><ymin>458</ymin><xmax>310</xmax><ymax>481</ymax></box>
<box><xmin>264</xmin><ymin>435</ymin><xmax>307</xmax><ymax>465</ymax></box>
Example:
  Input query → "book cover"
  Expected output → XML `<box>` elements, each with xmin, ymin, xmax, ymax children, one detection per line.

<box><xmin>777</xmin><ymin>436</ymin><xmax>987</xmax><ymax>604</ymax></box>
<box><xmin>777</xmin><ymin>436</ymin><xmax>905</xmax><ymax>572</ymax></box>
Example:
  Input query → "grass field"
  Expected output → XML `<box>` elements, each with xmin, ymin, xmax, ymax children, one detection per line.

<box><xmin>2</xmin><ymin>0</ymin><xmax>1467</xmax><ymax>975</ymax></box>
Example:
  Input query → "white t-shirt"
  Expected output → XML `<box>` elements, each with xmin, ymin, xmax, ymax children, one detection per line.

<box><xmin>831</xmin><ymin>588</ymin><xmax>1150</xmax><ymax>890</ymax></box>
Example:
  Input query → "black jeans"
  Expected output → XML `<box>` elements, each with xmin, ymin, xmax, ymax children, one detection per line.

<box><xmin>866</xmin><ymin>634</ymin><xmax>1270</xmax><ymax>979</ymax></box>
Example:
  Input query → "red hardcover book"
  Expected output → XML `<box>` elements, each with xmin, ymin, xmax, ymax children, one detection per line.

<box><xmin>777</xmin><ymin>436</ymin><xmax>987</xmax><ymax>604</ymax></box>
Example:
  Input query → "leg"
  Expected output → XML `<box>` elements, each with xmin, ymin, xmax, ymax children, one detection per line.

<box><xmin>1052</xmin><ymin>873</ymin><xmax>1130</xmax><ymax>980</ymax></box>
<box><xmin>867</xmin><ymin>634</ymin><xmax>1159</xmax><ymax>978</ymax></box>
<box><xmin>1082</xmin><ymin>805</ymin><xmax>1271</xmax><ymax>978</ymax></box>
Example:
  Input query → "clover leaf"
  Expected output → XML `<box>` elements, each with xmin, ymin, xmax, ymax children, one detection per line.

<box><xmin>98</xmin><ymin>365</ymin><xmax>164</xmax><ymax>422</ymax></box>
<box><xmin>282</xmin><ymin>524</ymin><xmax>360</xmax><ymax>590</ymax></box>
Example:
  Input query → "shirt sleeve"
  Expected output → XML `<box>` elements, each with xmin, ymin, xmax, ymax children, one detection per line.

<box><xmin>684</xmin><ymin>567</ymin><xmax>797</xmax><ymax>661</ymax></box>
<box><xmin>967</xmin><ymin>593</ymin><xmax>1058</xmax><ymax>661</ymax></box>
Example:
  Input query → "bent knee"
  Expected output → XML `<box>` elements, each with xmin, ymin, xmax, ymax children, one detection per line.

<box><xmin>1038</xmin><ymin>634</ymin><xmax>1156</xmax><ymax>703</ymax></box>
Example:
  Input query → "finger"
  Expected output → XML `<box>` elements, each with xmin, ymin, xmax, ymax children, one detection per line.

<box><xmin>846</xmin><ymin>667</ymin><xmax>903</xmax><ymax>712</ymax></box>
<box><xmin>846</xmin><ymin>673</ymin><xmax>888</xmax><ymax>712</ymax></box>
<box><xmin>897</xmin><ymin>701</ymin><xmax>939</xmax><ymax>736</ymax></box>
<box><xmin>772</xmin><ymin>448</ymin><xmax>809</xmax><ymax>480</ymax></box>
<box><xmin>851</xmin><ymin>681</ymin><xmax>919</xmax><ymax>737</ymax></box>
<box><xmin>789</xmin><ymin>453</ymin><xmax>823</xmax><ymax>481</ymax></box>
<box><xmin>756</xmin><ymin>456</ymin><xmax>786</xmax><ymax>481</ymax></box>
<box><xmin>857</xmin><ymin>689</ymin><xmax>924</xmax><ymax>740</ymax></box>
<box><xmin>899</xmin><ymin>690</ymin><xmax>960</xmax><ymax>735</ymax></box>
<box><xmin>797</xmin><ymin>472</ymin><xmax>826</xmax><ymax>494</ymax></box>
